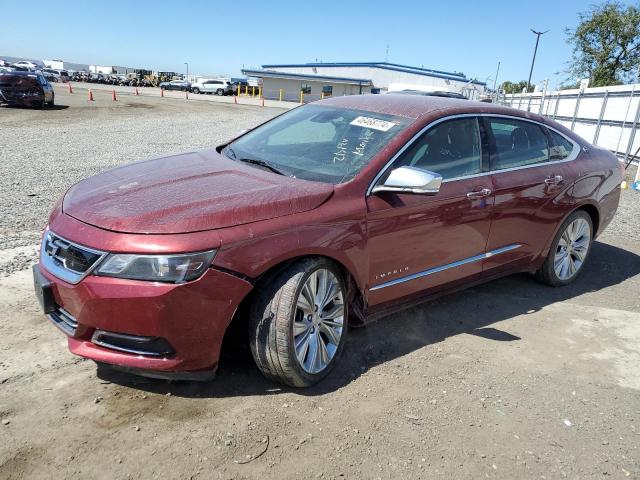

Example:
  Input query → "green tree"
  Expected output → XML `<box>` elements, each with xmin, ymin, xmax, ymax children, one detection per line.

<box><xmin>566</xmin><ymin>2</ymin><xmax>640</xmax><ymax>86</ymax></box>
<box><xmin>501</xmin><ymin>80</ymin><xmax>533</xmax><ymax>94</ymax></box>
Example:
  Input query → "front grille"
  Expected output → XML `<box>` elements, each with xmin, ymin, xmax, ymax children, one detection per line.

<box><xmin>40</xmin><ymin>231</ymin><xmax>106</xmax><ymax>284</ymax></box>
<box><xmin>49</xmin><ymin>307</ymin><xmax>78</xmax><ymax>336</ymax></box>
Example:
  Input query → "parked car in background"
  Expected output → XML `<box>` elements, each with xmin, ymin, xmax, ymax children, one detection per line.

<box><xmin>54</xmin><ymin>69</ymin><xmax>70</xmax><ymax>82</ymax></box>
<box><xmin>42</xmin><ymin>68</ymin><xmax>69</xmax><ymax>83</ymax></box>
<box><xmin>34</xmin><ymin>95</ymin><xmax>621</xmax><ymax>387</ymax></box>
<box><xmin>41</xmin><ymin>71</ymin><xmax>57</xmax><ymax>83</ymax></box>
<box><xmin>191</xmin><ymin>79</ymin><xmax>229</xmax><ymax>95</ymax></box>
<box><xmin>11</xmin><ymin>60</ymin><xmax>39</xmax><ymax>71</ymax></box>
<box><xmin>226</xmin><ymin>80</ymin><xmax>249</xmax><ymax>96</ymax></box>
<box><xmin>159</xmin><ymin>80</ymin><xmax>191</xmax><ymax>91</ymax></box>
<box><xmin>0</xmin><ymin>71</ymin><xmax>54</xmax><ymax>108</ymax></box>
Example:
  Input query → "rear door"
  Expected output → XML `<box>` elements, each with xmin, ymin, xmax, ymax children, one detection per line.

<box><xmin>481</xmin><ymin>116</ymin><xmax>578</xmax><ymax>275</ymax></box>
<box><xmin>366</xmin><ymin>116</ymin><xmax>494</xmax><ymax>306</ymax></box>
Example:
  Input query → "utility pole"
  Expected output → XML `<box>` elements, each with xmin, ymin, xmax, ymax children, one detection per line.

<box><xmin>493</xmin><ymin>61</ymin><xmax>501</xmax><ymax>91</ymax></box>
<box><xmin>527</xmin><ymin>29</ymin><xmax>548</xmax><ymax>92</ymax></box>
<box><xmin>184</xmin><ymin>62</ymin><xmax>189</xmax><ymax>81</ymax></box>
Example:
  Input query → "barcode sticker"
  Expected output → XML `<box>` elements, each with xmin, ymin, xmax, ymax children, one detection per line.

<box><xmin>350</xmin><ymin>116</ymin><xmax>397</xmax><ymax>132</ymax></box>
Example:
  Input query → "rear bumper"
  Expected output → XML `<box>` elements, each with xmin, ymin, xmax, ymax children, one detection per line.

<box><xmin>37</xmin><ymin>263</ymin><xmax>253</xmax><ymax>376</ymax></box>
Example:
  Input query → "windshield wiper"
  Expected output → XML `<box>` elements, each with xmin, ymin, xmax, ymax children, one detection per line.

<box><xmin>225</xmin><ymin>146</ymin><xmax>287</xmax><ymax>176</ymax></box>
<box><xmin>236</xmin><ymin>157</ymin><xmax>286</xmax><ymax>176</ymax></box>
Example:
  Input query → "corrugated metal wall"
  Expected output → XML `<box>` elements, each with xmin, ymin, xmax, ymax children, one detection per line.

<box><xmin>502</xmin><ymin>84</ymin><xmax>640</xmax><ymax>161</ymax></box>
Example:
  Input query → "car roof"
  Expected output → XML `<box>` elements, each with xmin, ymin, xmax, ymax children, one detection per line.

<box><xmin>0</xmin><ymin>71</ymin><xmax>40</xmax><ymax>77</ymax></box>
<box><xmin>391</xmin><ymin>90</ymin><xmax>468</xmax><ymax>99</ymax></box>
<box><xmin>317</xmin><ymin>93</ymin><xmax>545</xmax><ymax>123</ymax></box>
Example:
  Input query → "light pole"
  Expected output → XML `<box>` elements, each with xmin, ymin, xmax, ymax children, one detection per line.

<box><xmin>184</xmin><ymin>62</ymin><xmax>189</xmax><ymax>81</ymax></box>
<box><xmin>493</xmin><ymin>61</ymin><xmax>501</xmax><ymax>91</ymax></box>
<box><xmin>527</xmin><ymin>29</ymin><xmax>548</xmax><ymax>93</ymax></box>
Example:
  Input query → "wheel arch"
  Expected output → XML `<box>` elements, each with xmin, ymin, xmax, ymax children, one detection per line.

<box><xmin>218</xmin><ymin>253</ymin><xmax>366</xmax><ymax>364</ymax></box>
<box><xmin>540</xmin><ymin>201</ymin><xmax>601</xmax><ymax>261</ymax></box>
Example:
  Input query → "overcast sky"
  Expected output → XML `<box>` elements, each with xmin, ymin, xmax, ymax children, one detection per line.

<box><xmin>1</xmin><ymin>0</ymin><xmax>635</xmax><ymax>89</ymax></box>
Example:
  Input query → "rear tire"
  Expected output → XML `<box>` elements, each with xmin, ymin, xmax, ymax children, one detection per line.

<box><xmin>216</xmin><ymin>88</ymin><xmax>224</xmax><ymax>96</ymax></box>
<box><xmin>536</xmin><ymin>210</ymin><xmax>593</xmax><ymax>286</ymax></box>
<box><xmin>192</xmin><ymin>87</ymin><xmax>200</xmax><ymax>94</ymax></box>
<box><xmin>249</xmin><ymin>258</ymin><xmax>348</xmax><ymax>387</ymax></box>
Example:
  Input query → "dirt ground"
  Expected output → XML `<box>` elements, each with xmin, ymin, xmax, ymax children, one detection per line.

<box><xmin>1</xmin><ymin>87</ymin><xmax>639</xmax><ymax>480</ymax></box>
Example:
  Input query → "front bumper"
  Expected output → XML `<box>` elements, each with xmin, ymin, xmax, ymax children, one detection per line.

<box><xmin>36</xmin><ymin>263</ymin><xmax>253</xmax><ymax>377</ymax></box>
<box><xmin>0</xmin><ymin>90</ymin><xmax>45</xmax><ymax>107</ymax></box>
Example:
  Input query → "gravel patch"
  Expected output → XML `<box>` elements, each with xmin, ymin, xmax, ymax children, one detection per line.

<box><xmin>0</xmin><ymin>93</ymin><xmax>282</xmax><ymax>251</ymax></box>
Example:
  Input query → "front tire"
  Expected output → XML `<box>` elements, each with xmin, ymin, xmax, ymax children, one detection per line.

<box><xmin>249</xmin><ymin>258</ymin><xmax>348</xmax><ymax>387</ymax></box>
<box><xmin>216</xmin><ymin>88</ymin><xmax>224</xmax><ymax>96</ymax></box>
<box><xmin>192</xmin><ymin>87</ymin><xmax>200</xmax><ymax>94</ymax></box>
<box><xmin>536</xmin><ymin>210</ymin><xmax>593</xmax><ymax>286</ymax></box>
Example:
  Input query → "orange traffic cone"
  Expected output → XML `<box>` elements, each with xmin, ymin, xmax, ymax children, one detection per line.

<box><xmin>88</xmin><ymin>89</ymin><xmax>94</xmax><ymax>101</ymax></box>
<box><xmin>67</xmin><ymin>83</ymin><xmax>73</xmax><ymax>94</ymax></box>
<box><xmin>112</xmin><ymin>89</ymin><xmax>117</xmax><ymax>101</ymax></box>
<box><xmin>135</xmin><ymin>87</ymin><xmax>139</xmax><ymax>96</ymax></box>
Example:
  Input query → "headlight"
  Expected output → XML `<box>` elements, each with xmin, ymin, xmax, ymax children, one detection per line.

<box><xmin>95</xmin><ymin>250</ymin><xmax>216</xmax><ymax>283</ymax></box>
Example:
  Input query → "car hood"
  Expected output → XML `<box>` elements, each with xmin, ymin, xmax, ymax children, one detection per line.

<box><xmin>63</xmin><ymin>150</ymin><xmax>334</xmax><ymax>234</ymax></box>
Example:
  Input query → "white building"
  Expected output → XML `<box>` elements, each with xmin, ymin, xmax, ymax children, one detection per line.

<box><xmin>44</xmin><ymin>59</ymin><xmax>90</xmax><ymax>72</ymax></box>
<box><xmin>242</xmin><ymin>61</ymin><xmax>486</xmax><ymax>101</ymax></box>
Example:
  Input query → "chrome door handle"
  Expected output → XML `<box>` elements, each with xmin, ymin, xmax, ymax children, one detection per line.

<box><xmin>544</xmin><ymin>175</ymin><xmax>564</xmax><ymax>185</ymax></box>
<box><xmin>466</xmin><ymin>188</ymin><xmax>492</xmax><ymax>199</ymax></box>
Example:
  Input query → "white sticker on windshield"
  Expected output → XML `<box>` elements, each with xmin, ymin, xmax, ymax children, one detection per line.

<box><xmin>350</xmin><ymin>116</ymin><xmax>397</xmax><ymax>132</ymax></box>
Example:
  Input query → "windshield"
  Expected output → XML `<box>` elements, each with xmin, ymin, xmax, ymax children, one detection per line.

<box><xmin>226</xmin><ymin>105</ymin><xmax>410</xmax><ymax>184</ymax></box>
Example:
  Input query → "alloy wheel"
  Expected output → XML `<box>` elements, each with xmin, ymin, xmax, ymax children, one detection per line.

<box><xmin>293</xmin><ymin>269</ymin><xmax>344</xmax><ymax>374</ymax></box>
<box><xmin>554</xmin><ymin>217</ymin><xmax>591</xmax><ymax>281</ymax></box>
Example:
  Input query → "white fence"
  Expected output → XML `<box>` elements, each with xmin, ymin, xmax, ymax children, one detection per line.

<box><xmin>500</xmin><ymin>84</ymin><xmax>640</xmax><ymax>162</ymax></box>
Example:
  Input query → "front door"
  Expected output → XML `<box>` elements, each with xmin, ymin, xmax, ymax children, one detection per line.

<box><xmin>365</xmin><ymin>116</ymin><xmax>494</xmax><ymax>306</ymax></box>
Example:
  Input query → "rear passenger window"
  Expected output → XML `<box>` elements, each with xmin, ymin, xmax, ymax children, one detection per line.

<box><xmin>392</xmin><ymin>117</ymin><xmax>482</xmax><ymax>180</ymax></box>
<box><xmin>547</xmin><ymin>129</ymin><xmax>574</xmax><ymax>160</ymax></box>
<box><xmin>488</xmin><ymin>118</ymin><xmax>549</xmax><ymax>170</ymax></box>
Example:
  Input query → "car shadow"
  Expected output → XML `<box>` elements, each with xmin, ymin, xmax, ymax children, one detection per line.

<box><xmin>1</xmin><ymin>104</ymin><xmax>69</xmax><ymax>110</ymax></box>
<box><xmin>96</xmin><ymin>240</ymin><xmax>640</xmax><ymax>398</ymax></box>
<box><xmin>45</xmin><ymin>105</ymin><xmax>69</xmax><ymax>111</ymax></box>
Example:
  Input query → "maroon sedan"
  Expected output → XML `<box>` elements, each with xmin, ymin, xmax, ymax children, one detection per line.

<box><xmin>33</xmin><ymin>95</ymin><xmax>622</xmax><ymax>387</ymax></box>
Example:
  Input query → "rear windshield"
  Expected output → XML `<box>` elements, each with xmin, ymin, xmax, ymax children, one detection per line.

<box><xmin>226</xmin><ymin>104</ymin><xmax>411</xmax><ymax>184</ymax></box>
<box><xmin>0</xmin><ymin>74</ymin><xmax>38</xmax><ymax>87</ymax></box>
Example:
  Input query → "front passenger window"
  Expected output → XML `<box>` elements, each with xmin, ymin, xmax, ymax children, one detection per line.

<box><xmin>488</xmin><ymin>118</ymin><xmax>549</xmax><ymax>170</ymax></box>
<box><xmin>390</xmin><ymin>117</ymin><xmax>482</xmax><ymax>180</ymax></box>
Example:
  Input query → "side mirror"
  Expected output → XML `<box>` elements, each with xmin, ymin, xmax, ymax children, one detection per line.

<box><xmin>371</xmin><ymin>166</ymin><xmax>443</xmax><ymax>195</ymax></box>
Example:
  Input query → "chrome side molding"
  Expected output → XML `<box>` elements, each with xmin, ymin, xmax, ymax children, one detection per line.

<box><xmin>370</xmin><ymin>244</ymin><xmax>522</xmax><ymax>291</ymax></box>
